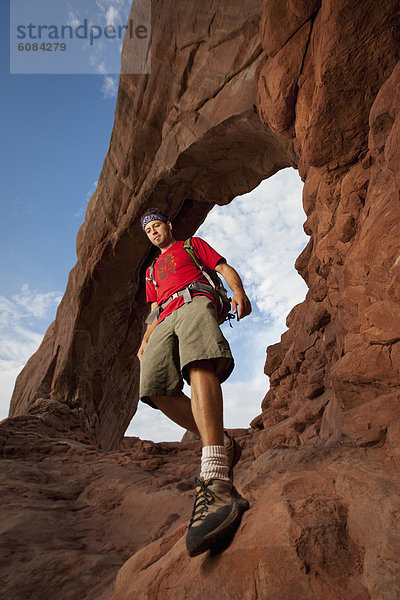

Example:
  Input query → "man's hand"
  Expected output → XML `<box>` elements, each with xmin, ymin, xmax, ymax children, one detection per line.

<box><xmin>231</xmin><ymin>289</ymin><xmax>252</xmax><ymax>320</ymax></box>
<box><xmin>137</xmin><ymin>340</ymin><xmax>147</xmax><ymax>361</ymax></box>
<box><xmin>137</xmin><ymin>302</ymin><xmax>158</xmax><ymax>360</ymax></box>
<box><xmin>215</xmin><ymin>262</ymin><xmax>252</xmax><ymax>320</ymax></box>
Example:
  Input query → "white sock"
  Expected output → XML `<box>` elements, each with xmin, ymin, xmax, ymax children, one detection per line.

<box><xmin>200</xmin><ymin>445</ymin><xmax>230</xmax><ymax>482</ymax></box>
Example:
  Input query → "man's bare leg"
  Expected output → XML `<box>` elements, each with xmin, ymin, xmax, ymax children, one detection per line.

<box><xmin>186</xmin><ymin>359</ymin><xmax>225</xmax><ymax>447</ymax></box>
<box><xmin>148</xmin><ymin>360</ymin><xmax>224</xmax><ymax>445</ymax></box>
<box><xmin>183</xmin><ymin>359</ymin><xmax>250</xmax><ymax>556</ymax></box>
<box><xmin>150</xmin><ymin>393</ymin><xmax>200</xmax><ymax>437</ymax></box>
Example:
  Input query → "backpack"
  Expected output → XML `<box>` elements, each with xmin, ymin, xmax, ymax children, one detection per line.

<box><xmin>145</xmin><ymin>238</ymin><xmax>234</xmax><ymax>325</ymax></box>
<box><xmin>183</xmin><ymin>238</ymin><xmax>234</xmax><ymax>325</ymax></box>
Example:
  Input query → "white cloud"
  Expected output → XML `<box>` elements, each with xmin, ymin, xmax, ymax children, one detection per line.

<box><xmin>126</xmin><ymin>401</ymin><xmax>185</xmax><ymax>442</ymax></box>
<box><xmin>222</xmin><ymin>374</ymin><xmax>268</xmax><ymax>429</ymax></box>
<box><xmin>197</xmin><ymin>168</ymin><xmax>308</xmax><ymax>329</ymax></box>
<box><xmin>95</xmin><ymin>0</ymin><xmax>128</xmax><ymax>28</ymax></box>
<box><xmin>101</xmin><ymin>75</ymin><xmax>119</xmax><ymax>98</ymax></box>
<box><xmin>67</xmin><ymin>11</ymin><xmax>80</xmax><ymax>28</ymax></box>
<box><xmin>0</xmin><ymin>285</ymin><xmax>62</xmax><ymax>421</ymax></box>
<box><xmin>95</xmin><ymin>61</ymin><xmax>107</xmax><ymax>75</ymax></box>
<box><xmin>96</xmin><ymin>0</ymin><xmax>127</xmax><ymax>11</ymax></box>
<box><xmin>0</xmin><ymin>360</ymin><xmax>25</xmax><ymax>422</ymax></box>
<box><xmin>64</xmin><ymin>1</ymin><xmax>132</xmax><ymax>78</ymax></box>
<box><xmin>75</xmin><ymin>180</ymin><xmax>98</xmax><ymax>218</ymax></box>
<box><xmin>12</xmin><ymin>284</ymin><xmax>62</xmax><ymax>320</ymax></box>
<box><xmin>105</xmin><ymin>5</ymin><xmax>120</xmax><ymax>27</ymax></box>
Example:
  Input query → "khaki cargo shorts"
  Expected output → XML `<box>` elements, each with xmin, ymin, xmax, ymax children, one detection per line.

<box><xmin>139</xmin><ymin>295</ymin><xmax>234</xmax><ymax>408</ymax></box>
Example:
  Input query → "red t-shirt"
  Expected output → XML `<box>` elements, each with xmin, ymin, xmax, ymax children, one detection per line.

<box><xmin>145</xmin><ymin>237</ymin><xmax>225</xmax><ymax>323</ymax></box>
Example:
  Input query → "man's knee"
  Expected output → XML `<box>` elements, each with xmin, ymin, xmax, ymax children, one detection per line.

<box><xmin>141</xmin><ymin>395</ymin><xmax>160</xmax><ymax>410</ymax></box>
<box><xmin>186</xmin><ymin>359</ymin><xmax>215</xmax><ymax>376</ymax></box>
<box><xmin>149</xmin><ymin>393</ymin><xmax>185</xmax><ymax>409</ymax></box>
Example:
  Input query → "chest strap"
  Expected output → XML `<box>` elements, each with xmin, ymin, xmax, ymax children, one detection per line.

<box><xmin>145</xmin><ymin>282</ymin><xmax>215</xmax><ymax>325</ymax></box>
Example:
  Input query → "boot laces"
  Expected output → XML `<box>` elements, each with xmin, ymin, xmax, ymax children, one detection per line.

<box><xmin>189</xmin><ymin>477</ymin><xmax>216</xmax><ymax>526</ymax></box>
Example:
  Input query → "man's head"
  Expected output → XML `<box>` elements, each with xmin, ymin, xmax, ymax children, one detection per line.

<box><xmin>141</xmin><ymin>207</ymin><xmax>175</xmax><ymax>251</ymax></box>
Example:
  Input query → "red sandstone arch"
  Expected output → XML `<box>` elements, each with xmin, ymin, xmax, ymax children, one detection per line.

<box><xmin>9</xmin><ymin>0</ymin><xmax>400</xmax><ymax>457</ymax></box>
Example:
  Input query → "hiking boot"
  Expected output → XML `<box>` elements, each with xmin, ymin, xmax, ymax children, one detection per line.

<box><xmin>186</xmin><ymin>477</ymin><xmax>250</xmax><ymax>557</ymax></box>
<box><xmin>224</xmin><ymin>431</ymin><xmax>242</xmax><ymax>481</ymax></box>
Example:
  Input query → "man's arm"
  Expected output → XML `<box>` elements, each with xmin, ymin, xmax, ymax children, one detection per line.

<box><xmin>215</xmin><ymin>262</ymin><xmax>252</xmax><ymax>320</ymax></box>
<box><xmin>137</xmin><ymin>301</ymin><xmax>158</xmax><ymax>360</ymax></box>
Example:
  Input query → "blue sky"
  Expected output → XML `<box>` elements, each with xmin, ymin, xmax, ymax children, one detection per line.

<box><xmin>0</xmin><ymin>1</ymin><xmax>119</xmax><ymax>418</ymax></box>
<box><xmin>0</xmin><ymin>1</ymin><xmax>308</xmax><ymax>442</ymax></box>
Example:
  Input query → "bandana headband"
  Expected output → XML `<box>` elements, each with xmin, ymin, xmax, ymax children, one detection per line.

<box><xmin>141</xmin><ymin>213</ymin><xmax>168</xmax><ymax>231</ymax></box>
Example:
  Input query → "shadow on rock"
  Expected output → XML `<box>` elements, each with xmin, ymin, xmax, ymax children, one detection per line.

<box><xmin>200</xmin><ymin>517</ymin><xmax>243</xmax><ymax>572</ymax></box>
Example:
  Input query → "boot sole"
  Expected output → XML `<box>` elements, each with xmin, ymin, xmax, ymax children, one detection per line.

<box><xmin>187</xmin><ymin>496</ymin><xmax>250</xmax><ymax>557</ymax></box>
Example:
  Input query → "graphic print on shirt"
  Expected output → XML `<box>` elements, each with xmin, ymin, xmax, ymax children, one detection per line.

<box><xmin>157</xmin><ymin>253</ymin><xmax>176</xmax><ymax>281</ymax></box>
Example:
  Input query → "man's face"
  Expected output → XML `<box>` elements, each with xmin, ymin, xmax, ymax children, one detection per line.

<box><xmin>144</xmin><ymin>219</ymin><xmax>173</xmax><ymax>249</ymax></box>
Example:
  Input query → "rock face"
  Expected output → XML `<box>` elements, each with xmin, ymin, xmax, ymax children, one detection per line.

<box><xmin>253</xmin><ymin>0</ymin><xmax>400</xmax><ymax>456</ymax></box>
<box><xmin>3</xmin><ymin>0</ymin><xmax>400</xmax><ymax>598</ymax></box>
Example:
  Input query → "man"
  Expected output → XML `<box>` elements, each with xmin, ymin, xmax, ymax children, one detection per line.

<box><xmin>137</xmin><ymin>207</ymin><xmax>252</xmax><ymax>557</ymax></box>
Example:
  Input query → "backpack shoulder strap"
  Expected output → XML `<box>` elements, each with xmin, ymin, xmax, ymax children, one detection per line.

<box><xmin>145</xmin><ymin>256</ymin><xmax>159</xmax><ymax>289</ymax></box>
<box><xmin>183</xmin><ymin>237</ymin><xmax>203</xmax><ymax>271</ymax></box>
<box><xmin>183</xmin><ymin>237</ymin><xmax>217</xmax><ymax>289</ymax></box>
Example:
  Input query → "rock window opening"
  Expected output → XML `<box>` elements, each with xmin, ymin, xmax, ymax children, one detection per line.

<box><xmin>128</xmin><ymin>168</ymin><xmax>308</xmax><ymax>442</ymax></box>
